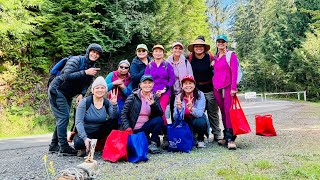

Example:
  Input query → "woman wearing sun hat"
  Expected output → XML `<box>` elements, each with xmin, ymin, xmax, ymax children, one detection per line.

<box><xmin>213</xmin><ymin>34</ymin><xmax>239</xmax><ymax>150</ymax></box>
<box><xmin>188</xmin><ymin>37</ymin><xmax>222</xmax><ymax>142</ymax></box>
<box><xmin>173</xmin><ymin>75</ymin><xmax>208</xmax><ymax>148</ymax></box>
<box><xmin>130</xmin><ymin>44</ymin><xmax>152</xmax><ymax>90</ymax></box>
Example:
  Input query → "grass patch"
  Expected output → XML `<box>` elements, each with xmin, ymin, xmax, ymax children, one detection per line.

<box><xmin>255</xmin><ymin>160</ymin><xmax>273</xmax><ymax>169</ymax></box>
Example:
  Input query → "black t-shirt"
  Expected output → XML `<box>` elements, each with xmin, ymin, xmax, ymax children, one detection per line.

<box><xmin>190</xmin><ymin>53</ymin><xmax>213</xmax><ymax>93</ymax></box>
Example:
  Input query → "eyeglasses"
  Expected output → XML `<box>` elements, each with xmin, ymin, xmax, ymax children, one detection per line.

<box><xmin>137</xmin><ymin>49</ymin><xmax>146</xmax><ymax>53</ymax></box>
<box><xmin>119</xmin><ymin>66</ymin><xmax>129</xmax><ymax>69</ymax></box>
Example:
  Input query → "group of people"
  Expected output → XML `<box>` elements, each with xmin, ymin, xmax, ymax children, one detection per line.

<box><xmin>48</xmin><ymin>34</ymin><xmax>240</xmax><ymax>157</ymax></box>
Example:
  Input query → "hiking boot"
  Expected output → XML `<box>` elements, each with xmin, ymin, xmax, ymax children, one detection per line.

<box><xmin>227</xmin><ymin>141</ymin><xmax>237</xmax><ymax>150</ymax></box>
<box><xmin>48</xmin><ymin>144</ymin><xmax>60</xmax><ymax>153</ymax></box>
<box><xmin>217</xmin><ymin>139</ymin><xmax>227</xmax><ymax>146</ymax></box>
<box><xmin>59</xmin><ymin>145</ymin><xmax>77</xmax><ymax>156</ymax></box>
<box><xmin>197</xmin><ymin>141</ymin><xmax>206</xmax><ymax>148</ymax></box>
<box><xmin>161</xmin><ymin>135</ymin><xmax>169</xmax><ymax>150</ymax></box>
<box><xmin>148</xmin><ymin>141</ymin><xmax>161</xmax><ymax>154</ymax></box>
<box><xmin>77</xmin><ymin>149</ymin><xmax>87</xmax><ymax>157</ymax></box>
<box><xmin>213</xmin><ymin>135</ymin><xmax>223</xmax><ymax>142</ymax></box>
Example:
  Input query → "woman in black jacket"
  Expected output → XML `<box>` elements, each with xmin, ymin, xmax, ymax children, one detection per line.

<box><xmin>121</xmin><ymin>75</ymin><xmax>163</xmax><ymax>154</ymax></box>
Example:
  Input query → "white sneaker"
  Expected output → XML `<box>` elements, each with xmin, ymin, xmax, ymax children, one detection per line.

<box><xmin>197</xmin><ymin>141</ymin><xmax>206</xmax><ymax>148</ymax></box>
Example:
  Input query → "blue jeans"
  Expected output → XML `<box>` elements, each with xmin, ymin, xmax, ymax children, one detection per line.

<box><xmin>48</xmin><ymin>84</ymin><xmax>72</xmax><ymax>148</ymax></box>
<box><xmin>185</xmin><ymin>116</ymin><xmax>208</xmax><ymax>141</ymax></box>
<box><xmin>133</xmin><ymin>116</ymin><xmax>163</xmax><ymax>144</ymax></box>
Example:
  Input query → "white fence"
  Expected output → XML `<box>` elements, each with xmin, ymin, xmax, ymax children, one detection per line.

<box><xmin>238</xmin><ymin>91</ymin><xmax>307</xmax><ymax>101</ymax></box>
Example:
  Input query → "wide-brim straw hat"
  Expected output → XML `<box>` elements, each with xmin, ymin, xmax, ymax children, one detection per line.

<box><xmin>187</xmin><ymin>39</ymin><xmax>210</xmax><ymax>52</ymax></box>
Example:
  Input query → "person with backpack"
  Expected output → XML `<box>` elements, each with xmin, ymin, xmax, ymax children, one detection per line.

<box><xmin>120</xmin><ymin>75</ymin><xmax>163</xmax><ymax>154</ymax></box>
<box><xmin>213</xmin><ymin>34</ymin><xmax>239</xmax><ymax>150</ymax></box>
<box><xmin>173</xmin><ymin>75</ymin><xmax>208</xmax><ymax>148</ymax></box>
<box><xmin>105</xmin><ymin>59</ymin><xmax>132</xmax><ymax>127</ymax></box>
<box><xmin>167</xmin><ymin>42</ymin><xmax>193</xmax><ymax>121</ymax></box>
<box><xmin>48</xmin><ymin>43</ymin><xmax>103</xmax><ymax>156</ymax></box>
<box><xmin>187</xmin><ymin>37</ymin><xmax>222</xmax><ymax>144</ymax></box>
<box><xmin>130</xmin><ymin>44</ymin><xmax>152</xmax><ymax>90</ymax></box>
<box><xmin>74</xmin><ymin>76</ymin><xmax>119</xmax><ymax>157</ymax></box>
<box><xmin>144</xmin><ymin>44</ymin><xmax>175</xmax><ymax>149</ymax></box>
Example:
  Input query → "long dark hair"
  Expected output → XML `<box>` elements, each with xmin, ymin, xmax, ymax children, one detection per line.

<box><xmin>180</xmin><ymin>86</ymin><xmax>200</xmax><ymax>103</ymax></box>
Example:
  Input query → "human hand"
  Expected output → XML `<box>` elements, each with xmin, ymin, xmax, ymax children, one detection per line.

<box><xmin>231</xmin><ymin>90</ymin><xmax>237</xmax><ymax>96</ymax></box>
<box><xmin>156</xmin><ymin>90</ymin><xmax>165</xmax><ymax>97</ymax></box>
<box><xmin>110</xmin><ymin>88</ymin><xmax>118</xmax><ymax>105</ymax></box>
<box><xmin>85</xmin><ymin>68</ymin><xmax>100</xmax><ymax>76</ymax></box>
<box><xmin>84</xmin><ymin>138</ymin><xmax>92</xmax><ymax>152</ymax></box>
<box><xmin>76</xmin><ymin>94</ymin><xmax>83</xmax><ymax>105</ymax></box>
<box><xmin>176</xmin><ymin>95</ymin><xmax>182</xmax><ymax>110</ymax></box>
<box><xmin>125</xmin><ymin>128</ymin><xmax>133</xmax><ymax>134</ymax></box>
<box><xmin>146</xmin><ymin>95</ymin><xmax>154</xmax><ymax>105</ymax></box>
<box><xmin>113</xmin><ymin>79</ymin><xmax>123</xmax><ymax>86</ymax></box>
<box><xmin>186</xmin><ymin>95</ymin><xmax>194</xmax><ymax>111</ymax></box>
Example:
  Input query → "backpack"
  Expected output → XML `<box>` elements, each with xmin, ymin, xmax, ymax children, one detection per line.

<box><xmin>226</xmin><ymin>51</ymin><xmax>244</xmax><ymax>84</ymax></box>
<box><xmin>47</xmin><ymin>56</ymin><xmax>85</xmax><ymax>87</ymax></box>
<box><xmin>68</xmin><ymin>95</ymin><xmax>110</xmax><ymax>142</ymax></box>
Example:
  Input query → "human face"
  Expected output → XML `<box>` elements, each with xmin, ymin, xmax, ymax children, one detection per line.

<box><xmin>93</xmin><ymin>85</ymin><xmax>106</xmax><ymax>98</ymax></box>
<box><xmin>172</xmin><ymin>45</ymin><xmax>183</xmax><ymax>57</ymax></box>
<box><xmin>182</xmin><ymin>80</ymin><xmax>195</xmax><ymax>94</ymax></box>
<box><xmin>193</xmin><ymin>44</ymin><xmax>205</xmax><ymax>55</ymax></box>
<box><xmin>152</xmin><ymin>48</ymin><xmax>164</xmax><ymax>60</ymax></box>
<box><xmin>89</xmin><ymin>50</ymin><xmax>100</xmax><ymax>61</ymax></box>
<box><xmin>136</xmin><ymin>48</ymin><xmax>148</xmax><ymax>60</ymax></box>
<box><xmin>216</xmin><ymin>40</ymin><xmax>228</xmax><ymax>51</ymax></box>
<box><xmin>140</xmin><ymin>80</ymin><xmax>154</xmax><ymax>93</ymax></box>
<box><xmin>118</xmin><ymin>63</ymin><xmax>129</xmax><ymax>75</ymax></box>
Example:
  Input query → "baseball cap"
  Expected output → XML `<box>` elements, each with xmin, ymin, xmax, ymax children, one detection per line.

<box><xmin>216</xmin><ymin>34</ymin><xmax>228</xmax><ymax>42</ymax></box>
<box><xmin>136</xmin><ymin>44</ymin><xmax>148</xmax><ymax>51</ymax></box>
<box><xmin>140</xmin><ymin>75</ymin><xmax>154</xmax><ymax>82</ymax></box>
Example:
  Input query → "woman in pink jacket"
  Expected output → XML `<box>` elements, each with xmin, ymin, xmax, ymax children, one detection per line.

<box><xmin>213</xmin><ymin>34</ymin><xmax>239</xmax><ymax>150</ymax></box>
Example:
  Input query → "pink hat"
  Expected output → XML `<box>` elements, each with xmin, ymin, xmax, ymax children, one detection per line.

<box><xmin>172</xmin><ymin>42</ymin><xmax>184</xmax><ymax>49</ymax></box>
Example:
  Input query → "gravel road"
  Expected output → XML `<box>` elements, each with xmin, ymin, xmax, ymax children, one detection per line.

<box><xmin>0</xmin><ymin>100</ymin><xmax>319</xmax><ymax>179</ymax></box>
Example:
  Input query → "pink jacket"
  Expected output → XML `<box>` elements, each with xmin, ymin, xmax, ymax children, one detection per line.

<box><xmin>213</xmin><ymin>50</ymin><xmax>239</xmax><ymax>90</ymax></box>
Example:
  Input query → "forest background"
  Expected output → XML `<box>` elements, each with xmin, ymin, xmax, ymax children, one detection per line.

<box><xmin>0</xmin><ymin>0</ymin><xmax>319</xmax><ymax>137</ymax></box>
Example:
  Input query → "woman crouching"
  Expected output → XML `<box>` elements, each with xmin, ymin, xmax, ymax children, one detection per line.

<box><xmin>174</xmin><ymin>75</ymin><xmax>208</xmax><ymax>148</ymax></box>
<box><xmin>74</xmin><ymin>76</ymin><xmax>119</xmax><ymax>157</ymax></box>
<box><xmin>121</xmin><ymin>75</ymin><xmax>163</xmax><ymax>154</ymax></box>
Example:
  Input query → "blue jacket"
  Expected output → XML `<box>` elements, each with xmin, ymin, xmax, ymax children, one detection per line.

<box><xmin>129</xmin><ymin>56</ymin><xmax>151</xmax><ymax>90</ymax></box>
<box><xmin>173</xmin><ymin>91</ymin><xmax>206</xmax><ymax>120</ymax></box>
<box><xmin>50</xmin><ymin>43</ymin><xmax>103</xmax><ymax>99</ymax></box>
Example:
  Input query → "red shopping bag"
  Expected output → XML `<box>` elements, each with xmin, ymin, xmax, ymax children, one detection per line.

<box><xmin>230</xmin><ymin>96</ymin><xmax>251</xmax><ymax>135</ymax></box>
<box><xmin>255</xmin><ymin>114</ymin><xmax>277</xmax><ymax>136</ymax></box>
<box><xmin>102</xmin><ymin>130</ymin><xmax>130</xmax><ymax>162</ymax></box>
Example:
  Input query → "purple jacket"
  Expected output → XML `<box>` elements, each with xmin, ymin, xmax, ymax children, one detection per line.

<box><xmin>213</xmin><ymin>50</ymin><xmax>239</xmax><ymax>90</ymax></box>
<box><xmin>144</xmin><ymin>60</ymin><xmax>175</xmax><ymax>96</ymax></box>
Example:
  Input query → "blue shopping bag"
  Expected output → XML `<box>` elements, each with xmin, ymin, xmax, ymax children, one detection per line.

<box><xmin>127</xmin><ymin>132</ymin><xmax>149</xmax><ymax>163</ymax></box>
<box><xmin>167</xmin><ymin>109</ymin><xmax>194</xmax><ymax>153</ymax></box>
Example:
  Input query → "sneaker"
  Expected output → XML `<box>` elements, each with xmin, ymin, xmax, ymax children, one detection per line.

<box><xmin>217</xmin><ymin>139</ymin><xmax>227</xmax><ymax>146</ymax></box>
<box><xmin>48</xmin><ymin>144</ymin><xmax>60</xmax><ymax>153</ymax></box>
<box><xmin>59</xmin><ymin>145</ymin><xmax>77</xmax><ymax>156</ymax></box>
<box><xmin>77</xmin><ymin>149</ymin><xmax>87</xmax><ymax>157</ymax></box>
<box><xmin>148</xmin><ymin>141</ymin><xmax>161</xmax><ymax>154</ymax></box>
<box><xmin>161</xmin><ymin>136</ymin><xmax>169</xmax><ymax>150</ymax></box>
<box><xmin>197</xmin><ymin>141</ymin><xmax>206</xmax><ymax>148</ymax></box>
<box><xmin>227</xmin><ymin>141</ymin><xmax>237</xmax><ymax>150</ymax></box>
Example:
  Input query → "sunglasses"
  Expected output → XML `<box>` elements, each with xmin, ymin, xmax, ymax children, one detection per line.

<box><xmin>119</xmin><ymin>66</ymin><xmax>129</xmax><ymax>69</ymax></box>
<box><xmin>137</xmin><ymin>49</ymin><xmax>146</xmax><ymax>53</ymax></box>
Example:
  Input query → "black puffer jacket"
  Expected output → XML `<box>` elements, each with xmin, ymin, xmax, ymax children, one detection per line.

<box><xmin>120</xmin><ymin>89</ymin><xmax>163</xmax><ymax>130</ymax></box>
<box><xmin>50</xmin><ymin>43</ymin><xmax>103</xmax><ymax>99</ymax></box>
